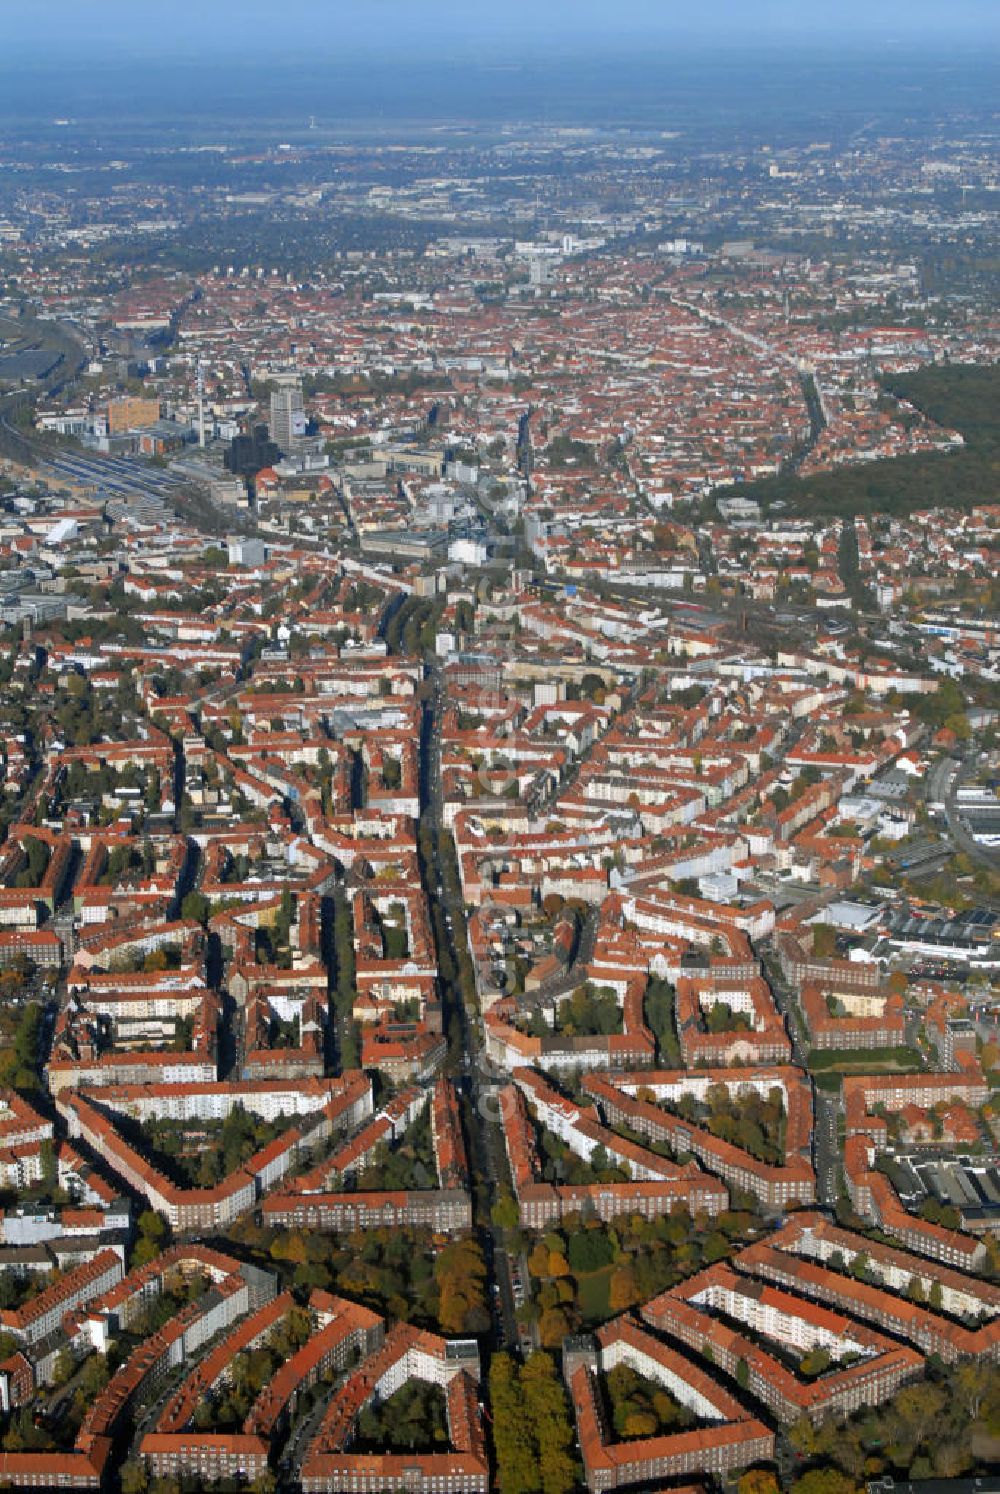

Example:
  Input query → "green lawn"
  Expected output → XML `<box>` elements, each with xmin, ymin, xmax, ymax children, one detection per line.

<box><xmin>808</xmin><ymin>1046</ymin><xmax>923</xmax><ymax>1074</ymax></box>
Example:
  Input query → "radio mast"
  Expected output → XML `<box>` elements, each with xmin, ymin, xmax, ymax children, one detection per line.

<box><xmin>197</xmin><ymin>360</ymin><xmax>207</xmax><ymax>448</ymax></box>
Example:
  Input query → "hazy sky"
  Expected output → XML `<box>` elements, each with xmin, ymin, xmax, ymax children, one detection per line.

<box><xmin>2</xmin><ymin>0</ymin><xmax>997</xmax><ymax>61</ymax></box>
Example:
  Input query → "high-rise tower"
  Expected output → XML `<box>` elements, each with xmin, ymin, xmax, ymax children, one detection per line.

<box><xmin>269</xmin><ymin>375</ymin><xmax>305</xmax><ymax>454</ymax></box>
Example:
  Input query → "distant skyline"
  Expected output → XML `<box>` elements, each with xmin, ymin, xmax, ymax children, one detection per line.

<box><xmin>2</xmin><ymin>0</ymin><xmax>998</xmax><ymax>63</ymax></box>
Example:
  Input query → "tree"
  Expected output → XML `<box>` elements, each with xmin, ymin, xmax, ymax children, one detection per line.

<box><xmin>120</xmin><ymin>1462</ymin><xmax>149</xmax><ymax>1494</ymax></box>
<box><xmin>812</xmin><ymin>923</ymin><xmax>836</xmax><ymax>959</ymax></box>
<box><xmin>609</xmin><ymin>1264</ymin><xmax>639</xmax><ymax>1313</ymax></box>
<box><xmin>702</xmin><ymin>1230</ymin><xmax>730</xmax><ymax>1264</ymax></box>
<box><xmin>490</xmin><ymin>1353</ymin><xmax>538</xmax><ymax>1494</ymax></box>
<box><xmin>277</xmin><ymin>1231</ymin><xmax>309</xmax><ymax>1267</ymax></box>
<box><xmin>800</xmin><ymin>1347</ymin><xmax>832</xmax><ymax>1378</ymax></box>
<box><xmin>435</xmin><ymin>1238</ymin><xmax>488</xmax><ymax>1334</ymax></box>
<box><xmin>934</xmin><ymin>1440</ymin><xmax>972</xmax><ymax>1479</ymax></box>
<box><xmin>528</xmin><ymin>1241</ymin><xmax>552</xmax><ymax>1279</ymax></box>
<box><xmin>739</xmin><ymin>1472</ymin><xmax>780</xmax><ymax>1494</ymax></box>
<box><xmin>275</xmin><ymin>886</ymin><xmax>295</xmax><ymax>946</ymax></box>
<box><xmin>181</xmin><ymin>890</ymin><xmax>210</xmax><ymax>925</ymax></box>
<box><xmin>788</xmin><ymin>1413</ymin><xmax>819</xmax><ymax>1459</ymax></box>
<box><xmin>131</xmin><ymin>1235</ymin><xmax>161</xmax><ymax>1267</ymax></box>
<box><xmin>39</xmin><ymin>1137</ymin><xmax>56</xmax><ymax>1184</ymax></box>
<box><xmin>491</xmin><ymin>1192</ymin><xmax>520</xmax><ymax>1230</ymax></box>
<box><xmin>77</xmin><ymin>1353</ymin><xmax>110</xmax><ymax>1399</ymax></box>
<box><xmin>645</xmin><ymin>977</ymin><xmax>680</xmax><ymax>1065</ymax></box>
<box><xmin>792</xmin><ymin>1470</ymin><xmax>857</xmax><ymax>1494</ymax></box>
<box><xmin>955</xmin><ymin>1361</ymin><xmax>992</xmax><ymax>1420</ymax></box>
<box><xmin>521</xmin><ymin>1352</ymin><xmax>577</xmax><ymax>1494</ymax></box>
<box><xmin>538</xmin><ymin>1305</ymin><xmax>571</xmax><ymax>1348</ymax></box>
<box><xmin>568</xmin><ymin>1229</ymin><xmax>614</xmax><ymax>1274</ymax></box>
<box><xmin>137</xmin><ymin>1209</ymin><xmax>166</xmax><ymax>1243</ymax></box>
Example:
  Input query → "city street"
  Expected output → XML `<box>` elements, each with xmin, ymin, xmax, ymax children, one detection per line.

<box><xmin>419</xmin><ymin>653</ymin><xmax>521</xmax><ymax>1353</ymax></box>
<box><xmin>814</xmin><ymin>1091</ymin><xmax>842</xmax><ymax>1206</ymax></box>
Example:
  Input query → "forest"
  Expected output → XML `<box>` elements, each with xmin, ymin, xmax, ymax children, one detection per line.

<box><xmin>726</xmin><ymin>363</ymin><xmax>999</xmax><ymax>519</ymax></box>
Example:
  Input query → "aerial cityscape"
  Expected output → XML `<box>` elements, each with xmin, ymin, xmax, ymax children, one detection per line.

<box><xmin>0</xmin><ymin>3</ymin><xmax>997</xmax><ymax>1492</ymax></box>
